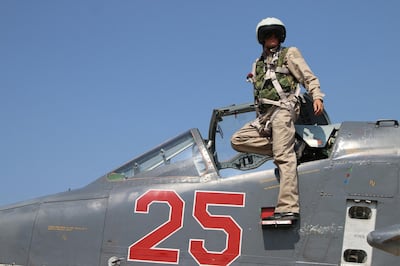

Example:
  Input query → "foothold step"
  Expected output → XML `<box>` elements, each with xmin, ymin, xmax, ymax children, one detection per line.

<box><xmin>261</xmin><ymin>207</ymin><xmax>296</xmax><ymax>228</ymax></box>
<box><xmin>262</xmin><ymin>219</ymin><xmax>294</xmax><ymax>226</ymax></box>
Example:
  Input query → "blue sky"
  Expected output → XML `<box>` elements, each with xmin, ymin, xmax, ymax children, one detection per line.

<box><xmin>1</xmin><ymin>0</ymin><xmax>399</xmax><ymax>206</ymax></box>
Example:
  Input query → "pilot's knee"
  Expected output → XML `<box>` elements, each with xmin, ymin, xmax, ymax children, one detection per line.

<box><xmin>230</xmin><ymin>131</ymin><xmax>241</xmax><ymax>144</ymax></box>
<box><xmin>230</xmin><ymin>137</ymin><xmax>243</xmax><ymax>152</ymax></box>
<box><xmin>231</xmin><ymin>142</ymin><xmax>242</xmax><ymax>152</ymax></box>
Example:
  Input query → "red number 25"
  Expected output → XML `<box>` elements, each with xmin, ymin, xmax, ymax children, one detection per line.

<box><xmin>128</xmin><ymin>190</ymin><xmax>245</xmax><ymax>265</ymax></box>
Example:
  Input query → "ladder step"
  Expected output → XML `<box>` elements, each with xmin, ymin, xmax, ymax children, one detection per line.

<box><xmin>262</xmin><ymin>219</ymin><xmax>294</xmax><ymax>226</ymax></box>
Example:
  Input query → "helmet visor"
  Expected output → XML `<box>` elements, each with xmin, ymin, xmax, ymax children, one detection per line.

<box><xmin>257</xmin><ymin>25</ymin><xmax>285</xmax><ymax>44</ymax></box>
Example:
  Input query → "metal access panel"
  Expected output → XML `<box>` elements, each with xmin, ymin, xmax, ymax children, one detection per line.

<box><xmin>341</xmin><ymin>200</ymin><xmax>377</xmax><ymax>266</ymax></box>
<box><xmin>29</xmin><ymin>198</ymin><xmax>108</xmax><ymax>265</ymax></box>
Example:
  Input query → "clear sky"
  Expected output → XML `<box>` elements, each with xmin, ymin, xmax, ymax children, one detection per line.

<box><xmin>1</xmin><ymin>0</ymin><xmax>399</xmax><ymax>206</ymax></box>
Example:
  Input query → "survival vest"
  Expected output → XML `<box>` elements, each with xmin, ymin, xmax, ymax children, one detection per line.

<box><xmin>248</xmin><ymin>47</ymin><xmax>301</xmax><ymax>136</ymax></box>
<box><xmin>252</xmin><ymin>47</ymin><xmax>298</xmax><ymax>105</ymax></box>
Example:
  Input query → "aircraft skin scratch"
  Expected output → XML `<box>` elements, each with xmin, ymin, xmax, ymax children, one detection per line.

<box><xmin>299</xmin><ymin>224</ymin><xmax>344</xmax><ymax>236</ymax></box>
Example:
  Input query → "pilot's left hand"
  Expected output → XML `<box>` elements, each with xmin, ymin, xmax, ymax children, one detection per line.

<box><xmin>313</xmin><ymin>99</ymin><xmax>324</xmax><ymax>116</ymax></box>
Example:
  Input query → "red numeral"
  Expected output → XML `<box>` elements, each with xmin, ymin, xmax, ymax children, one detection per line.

<box><xmin>189</xmin><ymin>191</ymin><xmax>245</xmax><ymax>266</ymax></box>
<box><xmin>128</xmin><ymin>190</ymin><xmax>184</xmax><ymax>264</ymax></box>
<box><xmin>128</xmin><ymin>190</ymin><xmax>245</xmax><ymax>265</ymax></box>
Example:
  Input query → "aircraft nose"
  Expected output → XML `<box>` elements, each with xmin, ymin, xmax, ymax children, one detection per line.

<box><xmin>0</xmin><ymin>202</ymin><xmax>39</xmax><ymax>265</ymax></box>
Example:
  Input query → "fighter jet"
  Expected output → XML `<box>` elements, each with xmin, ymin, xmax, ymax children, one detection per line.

<box><xmin>0</xmin><ymin>94</ymin><xmax>399</xmax><ymax>266</ymax></box>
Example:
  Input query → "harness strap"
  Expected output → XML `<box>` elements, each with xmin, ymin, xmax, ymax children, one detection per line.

<box><xmin>269</xmin><ymin>68</ymin><xmax>287</xmax><ymax>100</ymax></box>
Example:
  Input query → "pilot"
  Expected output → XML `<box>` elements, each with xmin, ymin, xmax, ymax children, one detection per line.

<box><xmin>231</xmin><ymin>17</ymin><xmax>325</xmax><ymax>221</ymax></box>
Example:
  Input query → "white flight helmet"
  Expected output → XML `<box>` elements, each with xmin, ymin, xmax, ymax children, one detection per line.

<box><xmin>256</xmin><ymin>17</ymin><xmax>286</xmax><ymax>44</ymax></box>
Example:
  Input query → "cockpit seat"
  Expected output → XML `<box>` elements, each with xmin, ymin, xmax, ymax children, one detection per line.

<box><xmin>295</xmin><ymin>124</ymin><xmax>340</xmax><ymax>148</ymax></box>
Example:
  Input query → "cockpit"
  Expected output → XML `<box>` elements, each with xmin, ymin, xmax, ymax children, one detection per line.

<box><xmin>107</xmin><ymin>129</ymin><xmax>218</xmax><ymax>180</ymax></box>
<box><xmin>207</xmin><ymin>94</ymin><xmax>337</xmax><ymax>175</ymax></box>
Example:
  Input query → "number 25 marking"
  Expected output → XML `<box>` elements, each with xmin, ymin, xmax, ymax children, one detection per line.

<box><xmin>128</xmin><ymin>189</ymin><xmax>245</xmax><ymax>265</ymax></box>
